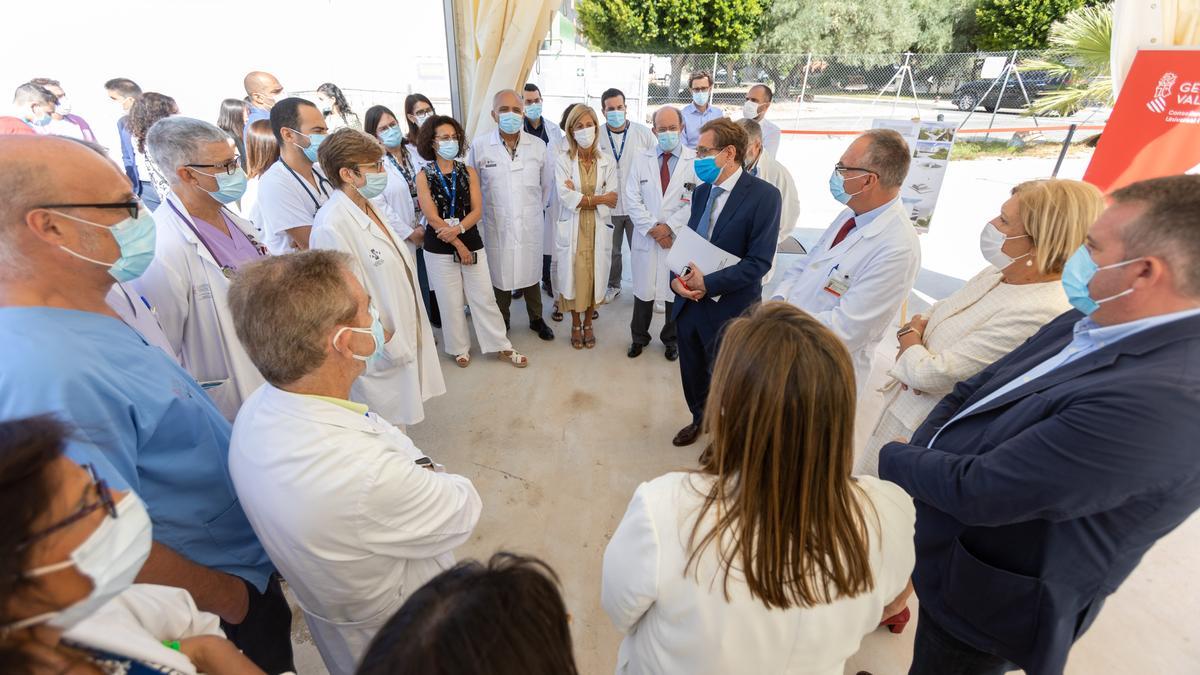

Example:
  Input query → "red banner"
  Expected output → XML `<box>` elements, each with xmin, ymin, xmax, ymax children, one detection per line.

<box><xmin>1083</xmin><ymin>49</ymin><xmax>1200</xmax><ymax>193</ymax></box>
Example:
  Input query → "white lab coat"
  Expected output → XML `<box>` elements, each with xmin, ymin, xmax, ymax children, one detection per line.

<box><xmin>623</xmin><ymin>146</ymin><xmax>698</xmax><ymax>302</ymax></box>
<box><xmin>753</xmin><ymin>153</ymin><xmax>801</xmax><ymax>282</ymax></box>
<box><xmin>468</xmin><ymin>130</ymin><xmax>550</xmax><ymax>290</ymax></box>
<box><xmin>598</xmin><ymin>122</ymin><xmax>659</xmax><ymax>216</ymax></box>
<box><xmin>133</xmin><ymin>193</ymin><xmax>266</xmax><ymax>421</ymax></box>
<box><xmin>773</xmin><ymin>198</ymin><xmax>921</xmax><ymax>391</ymax></box>
<box><xmin>311</xmin><ymin>191</ymin><xmax>445</xmax><ymax>426</ymax></box>
<box><xmin>538</xmin><ymin>119</ymin><xmax>566</xmax><ymax>252</ymax></box>
<box><xmin>760</xmin><ymin>117</ymin><xmax>782</xmax><ymax>158</ymax></box>
<box><xmin>229</xmin><ymin>385</ymin><xmax>482</xmax><ymax>675</ymax></box>
<box><xmin>375</xmin><ymin>154</ymin><xmax>418</xmax><ymax>242</ymax></box>
<box><xmin>554</xmin><ymin>151</ymin><xmax>619</xmax><ymax>306</ymax></box>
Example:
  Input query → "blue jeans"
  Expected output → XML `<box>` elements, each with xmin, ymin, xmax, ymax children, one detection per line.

<box><xmin>909</xmin><ymin>610</ymin><xmax>1017</xmax><ymax>675</ymax></box>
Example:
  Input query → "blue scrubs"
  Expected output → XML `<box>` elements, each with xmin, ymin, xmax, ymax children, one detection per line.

<box><xmin>0</xmin><ymin>307</ymin><xmax>273</xmax><ymax>590</ymax></box>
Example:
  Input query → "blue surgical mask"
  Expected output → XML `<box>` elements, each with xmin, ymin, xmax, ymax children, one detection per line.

<box><xmin>357</xmin><ymin>171</ymin><xmax>388</xmax><ymax>199</ymax></box>
<box><xmin>828</xmin><ymin>169</ymin><xmax>867</xmax><ymax>205</ymax></box>
<box><xmin>1061</xmin><ymin>245</ymin><xmax>1142</xmax><ymax>315</ymax></box>
<box><xmin>694</xmin><ymin>155</ymin><xmax>720</xmax><ymax>184</ymax></box>
<box><xmin>498</xmin><ymin>112</ymin><xmax>523</xmax><ymax>134</ymax></box>
<box><xmin>525</xmin><ymin>103</ymin><xmax>543</xmax><ymax>121</ymax></box>
<box><xmin>657</xmin><ymin>131</ymin><xmax>680</xmax><ymax>153</ymax></box>
<box><xmin>379</xmin><ymin>126</ymin><xmax>404</xmax><ymax>148</ymax></box>
<box><xmin>335</xmin><ymin>304</ymin><xmax>385</xmax><ymax>364</ymax></box>
<box><xmin>437</xmin><ymin>140</ymin><xmax>460</xmax><ymax>160</ymax></box>
<box><xmin>192</xmin><ymin>166</ymin><xmax>248</xmax><ymax>205</ymax></box>
<box><xmin>692</xmin><ymin>90</ymin><xmax>710</xmax><ymax>106</ymax></box>
<box><xmin>292</xmin><ymin>130</ymin><xmax>325</xmax><ymax>163</ymax></box>
<box><xmin>55</xmin><ymin>206</ymin><xmax>157</xmax><ymax>282</ymax></box>
<box><xmin>605</xmin><ymin>110</ymin><xmax>626</xmax><ymax>128</ymax></box>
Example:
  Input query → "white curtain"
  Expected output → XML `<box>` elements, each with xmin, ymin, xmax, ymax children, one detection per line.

<box><xmin>447</xmin><ymin>0</ymin><xmax>561</xmax><ymax>139</ymax></box>
<box><xmin>1111</xmin><ymin>0</ymin><xmax>1200</xmax><ymax>95</ymax></box>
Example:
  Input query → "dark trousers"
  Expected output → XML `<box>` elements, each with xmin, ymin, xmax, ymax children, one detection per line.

<box><xmin>909</xmin><ymin>610</ymin><xmax>1017</xmax><ymax>675</ymax></box>
<box><xmin>220</xmin><ymin>575</ymin><xmax>295</xmax><ymax>675</ymax></box>
<box><xmin>416</xmin><ymin>249</ymin><xmax>441</xmax><ymax>327</ymax></box>
<box><xmin>631</xmin><ymin>298</ymin><xmax>676</xmax><ymax>347</ymax></box>
<box><xmin>676</xmin><ymin>308</ymin><xmax>719</xmax><ymax>425</ymax></box>
<box><xmin>542</xmin><ymin>254</ymin><xmax>552</xmax><ymax>289</ymax></box>
<box><xmin>608</xmin><ymin>215</ymin><xmax>634</xmax><ymax>289</ymax></box>
<box><xmin>493</xmin><ymin>283</ymin><xmax>543</xmax><ymax>326</ymax></box>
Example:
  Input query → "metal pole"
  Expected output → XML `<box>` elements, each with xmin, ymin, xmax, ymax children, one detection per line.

<box><xmin>712</xmin><ymin>52</ymin><xmax>719</xmax><ymax>84</ymax></box>
<box><xmin>1052</xmin><ymin>123</ymin><xmax>1078</xmax><ymax>177</ymax></box>
<box><xmin>442</xmin><ymin>0</ymin><xmax>464</xmax><ymax>122</ymax></box>
<box><xmin>893</xmin><ymin>52</ymin><xmax>910</xmax><ymax>116</ymax></box>
<box><xmin>796</xmin><ymin>52</ymin><xmax>812</xmax><ymax>126</ymax></box>
<box><xmin>985</xmin><ymin>52</ymin><xmax>1016</xmax><ymax>140</ymax></box>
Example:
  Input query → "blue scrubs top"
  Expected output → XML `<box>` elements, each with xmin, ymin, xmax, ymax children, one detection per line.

<box><xmin>0</xmin><ymin>307</ymin><xmax>273</xmax><ymax>590</ymax></box>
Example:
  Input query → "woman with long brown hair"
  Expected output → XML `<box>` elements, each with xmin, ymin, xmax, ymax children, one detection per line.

<box><xmin>602</xmin><ymin>302</ymin><xmax>915</xmax><ymax>674</ymax></box>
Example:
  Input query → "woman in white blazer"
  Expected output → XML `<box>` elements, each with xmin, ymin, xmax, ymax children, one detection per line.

<box><xmin>310</xmin><ymin>128</ymin><xmax>445</xmax><ymax>427</ymax></box>
<box><xmin>134</xmin><ymin>117</ymin><xmax>267</xmax><ymax>421</ymax></box>
<box><xmin>858</xmin><ymin>179</ymin><xmax>1104</xmax><ymax>475</ymax></box>
<box><xmin>555</xmin><ymin>104</ymin><xmax>619</xmax><ymax>349</ymax></box>
<box><xmin>602</xmin><ymin>303</ymin><xmax>915</xmax><ymax>675</ymax></box>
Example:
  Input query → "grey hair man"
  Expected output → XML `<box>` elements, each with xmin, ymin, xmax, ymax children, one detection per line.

<box><xmin>772</xmin><ymin>128</ymin><xmax>921</xmax><ymax>394</ymax></box>
<box><xmin>735</xmin><ymin>118</ymin><xmax>799</xmax><ymax>279</ymax></box>
<box><xmin>12</xmin><ymin>83</ymin><xmax>55</xmax><ymax>129</ymax></box>
<box><xmin>134</xmin><ymin>116</ymin><xmax>265</xmax><ymax>421</ymax></box>
<box><xmin>226</xmin><ymin>250</ymin><xmax>482</xmax><ymax>675</ymax></box>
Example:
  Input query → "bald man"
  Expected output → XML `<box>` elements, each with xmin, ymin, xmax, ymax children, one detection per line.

<box><xmin>244</xmin><ymin>70</ymin><xmax>284</xmax><ymax>133</ymax></box>
<box><xmin>0</xmin><ymin>135</ymin><xmax>294</xmax><ymax>673</ymax></box>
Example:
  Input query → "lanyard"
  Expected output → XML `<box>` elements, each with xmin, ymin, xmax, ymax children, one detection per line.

<box><xmin>606</xmin><ymin>126</ymin><xmax>628</xmax><ymax>163</ymax></box>
<box><xmin>283</xmin><ymin>161</ymin><xmax>331</xmax><ymax>209</ymax></box>
<box><xmin>166</xmin><ymin>200</ymin><xmax>261</xmax><ymax>278</ymax></box>
<box><xmin>434</xmin><ymin>164</ymin><xmax>458</xmax><ymax>218</ymax></box>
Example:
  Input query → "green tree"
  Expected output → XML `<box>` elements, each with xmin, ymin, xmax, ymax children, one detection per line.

<box><xmin>577</xmin><ymin>0</ymin><xmax>767</xmax><ymax>94</ymax></box>
<box><xmin>1021</xmin><ymin>4</ymin><xmax>1113</xmax><ymax>115</ymax></box>
<box><xmin>974</xmin><ymin>0</ymin><xmax>1087</xmax><ymax>50</ymax></box>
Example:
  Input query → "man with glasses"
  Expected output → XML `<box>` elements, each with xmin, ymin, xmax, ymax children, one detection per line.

<box><xmin>258</xmin><ymin>97</ymin><xmax>331</xmax><ymax>253</ymax></box>
<box><xmin>681</xmin><ymin>70</ymin><xmax>724</xmax><ymax>150</ymax></box>
<box><xmin>0</xmin><ymin>134</ymin><xmax>293</xmax><ymax>673</ymax></box>
<box><xmin>134</xmin><ymin>116</ymin><xmax>266</xmax><ymax>421</ymax></box>
<box><xmin>772</xmin><ymin>129</ymin><xmax>921</xmax><ymax>395</ymax></box>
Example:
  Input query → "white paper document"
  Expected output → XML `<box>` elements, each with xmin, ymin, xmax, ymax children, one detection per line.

<box><xmin>666</xmin><ymin>227</ymin><xmax>742</xmax><ymax>277</ymax></box>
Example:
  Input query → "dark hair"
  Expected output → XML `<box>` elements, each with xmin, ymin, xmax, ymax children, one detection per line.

<box><xmin>558</xmin><ymin>102</ymin><xmax>580</xmax><ymax>131</ymax></box>
<box><xmin>1112</xmin><ymin>174</ymin><xmax>1200</xmax><ymax>296</ymax></box>
<box><xmin>127</xmin><ymin>92</ymin><xmax>178</xmax><ymax>153</ymax></box>
<box><xmin>245</xmin><ymin>119</ymin><xmax>279</xmax><ymax>179</ymax></box>
<box><xmin>600</xmin><ymin>88</ymin><xmax>625</xmax><ymax>109</ymax></box>
<box><xmin>217</xmin><ymin>98</ymin><xmax>245</xmax><ymax>140</ymax></box>
<box><xmin>270</xmin><ymin>97</ymin><xmax>319</xmax><ymax>145</ymax></box>
<box><xmin>699</xmin><ymin>118</ymin><xmax>748</xmax><ymax>163</ymax></box>
<box><xmin>104</xmin><ymin>77</ymin><xmax>141</xmax><ymax>98</ymax></box>
<box><xmin>404</xmin><ymin>93</ymin><xmax>435</xmax><ymax>144</ymax></box>
<box><xmin>317</xmin><ymin>83</ymin><xmax>354</xmax><ymax>120</ymax></box>
<box><xmin>523</xmin><ymin>83</ymin><xmax>541</xmax><ymax>94</ymax></box>
<box><xmin>0</xmin><ymin>416</ymin><xmax>72</xmax><ymax>673</ymax></box>
<box><xmin>416</xmin><ymin>115</ymin><xmax>465</xmax><ymax>162</ymax></box>
<box><xmin>356</xmin><ymin>553</ymin><xmax>579</xmax><ymax>675</ymax></box>
<box><xmin>688</xmin><ymin>70</ymin><xmax>713</xmax><ymax>89</ymax></box>
<box><xmin>750</xmin><ymin>83</ymin><xmax>774</xmax><ymax>102</ymax></box>
<box><xmin>363</xmin><ymin>104</ymin><xmax>401</xmax><ymax>143</ymax></box>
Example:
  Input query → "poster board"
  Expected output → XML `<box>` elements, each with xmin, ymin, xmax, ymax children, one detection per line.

<box><xmin>872</xmin><ymin>118</ymin><xmax>958</xmax><ymax>232</ymax></box>
<box><xmin>1083</xmin><ymin>48</ymin><xmax>1200</xmax><ymax>193</ymax></box>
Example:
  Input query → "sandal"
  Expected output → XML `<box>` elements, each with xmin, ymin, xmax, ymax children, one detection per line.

<box><xmin>454</xmin><ymin>353</ymin><xmax>470</xmax><ymax>368</ymax></box>
<box><xmin>499</xmin><ymin>350</ymin><xmax>528</xmax><ymax>368</ymax></box>
<box><xmin>570</xmin><ymin>326</ymin><xmax>583</xmax><ymax>350</ymax></box>
<box><xmin>551</xmin><ymin>302</ymin><xmax>563</xmax><ymax>322</ymax></box>
<box><xmin>592</xmin><ymin>309</ymin><xmax>600</xmax><ymax>320</ymax></box>
<box><xmin>583</xmin><ymin>326</ymin><xmax>596</xmax><ymax>349</ymax></box>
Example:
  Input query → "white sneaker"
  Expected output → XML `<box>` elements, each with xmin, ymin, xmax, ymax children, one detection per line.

<box><xmin>653</xmin><ymin>301</ymin><xmax>665</xmax><ymax>314</ymax></box>
<box><xmin>605</xmin><ymin>287</ymin><xmax>622</xmax><ymax>303</ymax></box>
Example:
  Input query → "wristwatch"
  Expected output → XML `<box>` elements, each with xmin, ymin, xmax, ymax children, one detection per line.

<box><xmin>896</xmin><ymin>327</ymin><xmax>920</xmax><ymax>339</ymax></box>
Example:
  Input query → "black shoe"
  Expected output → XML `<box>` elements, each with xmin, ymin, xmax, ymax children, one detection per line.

<box><xmin>627</xmin><ymin>343</ymin><xmax>644</xmax><ymax>358</ymax></box>
<box><xmin>664</xmin><ymin>345</ymin><xmax>678</xmax><ymax>361</ymax></box>
<box><xmin>503</xmin><ymin>318</ymin><xmax>510</xmax><ymax>332</ymax></box>
<box><xmin>530</xmin><ymin>318</ymin><xmax>554</xmax><ymax>341</ymax></box>
<box><xmin>542</xmin><ymin>279</ymin><xmax>554</xmax><ymax>297</ymax></box>
<box><xmin>513</xmin><ymin>289</ymin><xmax>524</xmax><ymax>299</ymax></box>
<box><xmin>673</xmin><ymin>423</ymin><xmax>701</xmax><ymax>447</ymax></box>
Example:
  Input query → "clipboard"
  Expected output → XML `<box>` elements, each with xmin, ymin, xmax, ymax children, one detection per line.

<box><xmin>667</xmin><ymin>227</ymin><xmax>741</xmax><ymax>277</ymax></box>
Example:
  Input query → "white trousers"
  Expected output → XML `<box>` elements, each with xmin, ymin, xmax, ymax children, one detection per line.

<box><xmin>426</xmin><ymin>250</ymin><xmax>513</xmax><ymax>356</ymax></box>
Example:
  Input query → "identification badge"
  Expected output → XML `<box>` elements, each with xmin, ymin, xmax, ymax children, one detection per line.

<box><xmin>482</xmin><ymin>160</ymin><xmax>498</xmax><ymax>169</ymax></box>
<box><xmin>445</xmin><ymin>217</ymin><xmax>461</xmax><ymax>229</ymax></box>
<box><xmin>823</xmin><ymin>274</ymin><xmax>850</xmax><ymax>297</ymax></box>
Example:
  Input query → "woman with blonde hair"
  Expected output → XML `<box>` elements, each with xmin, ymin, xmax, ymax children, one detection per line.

<box><xmin>554</xmin><ymin>105</ymin><xmax>618</xmax><ymax>349</ymax></box>
<box><xmin>602</xmin><ymin>302</ymin><xmax>915</xmax><ymax>674</ymax></box>
<box><xmin>858</xmin><ymin>178</ymin><xmax>1104</xmax><ymax>476</ymax></box>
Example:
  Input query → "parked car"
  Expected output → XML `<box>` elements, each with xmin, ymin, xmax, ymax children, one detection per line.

<box><xmin>951</xmin><ymin>70</ymin><xmax>1070</xmax><ymax>112</ymax></box>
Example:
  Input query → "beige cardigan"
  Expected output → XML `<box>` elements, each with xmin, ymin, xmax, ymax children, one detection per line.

<box><xmin>856</xmin><ymin>266</ymin><xmax>1070</xmax><ymax>475</ymax></box>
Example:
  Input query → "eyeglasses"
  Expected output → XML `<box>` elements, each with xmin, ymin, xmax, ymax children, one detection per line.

<box><xmin>186</xmin><ymin>157</ymin><xmax>242</xmax><ymax>175</ymax></box>
<box><xmin>36</xmin><ymin>200</ymin><xmax>142</xmax><ymax>219</ymax></box>
<box><xmin>834</xmin><ymin>164</ymin><xmax>877</xmax><ymax>178</ymax></box>
<box><xmin>695</xmin><ymin>145</ymin><xmax>728</xmax><ymax>158</ymax></box>
<box><xmin>21</xmin><ymin>464</ymin><xmax>116</xmax><ymax>549</ymax></box>
<box><xmin>434</xmin><ymin>135</ymin><xmax>459</xmax><ymax>143</ymax></box>
<box><xmin>356</xmin><ymin>161</ymin><xmax>384</xmax><ymax>172</ymax></box>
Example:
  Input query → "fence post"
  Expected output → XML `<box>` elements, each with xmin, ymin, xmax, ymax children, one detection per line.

<box><xmin>712</xmin><ymin>52</ymin><xmax>719</xmax><ymax>85</ymax></box>
<box><xmin>1052</xmin><ymin>123</ymin><xmax>1078</xmax><ymax>177</ymax></box>
<box><xmin>796</xmin><ymin>52</ymin><xmax>813</xmax><ymax>126</ymax></box>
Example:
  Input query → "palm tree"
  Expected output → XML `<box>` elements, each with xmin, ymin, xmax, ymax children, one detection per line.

<box><xmin>1020</xmin><ymin>4</ymin><xmax>1113</xmax><ymax>116</ymax></box>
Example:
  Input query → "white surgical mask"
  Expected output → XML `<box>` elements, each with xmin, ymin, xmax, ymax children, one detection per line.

<box><xmin>742</xmin><ymin>100</ymin><xmax>760</xmax><ymax>119</ymax></box>
<box><xmin>979</xmin><ymin>222</ymin><xmax>1031</xmax><ymax>270</ymax></box>
<box><xmin>54</xmin><ymin>97</ymin><xmax>72</xmax><ymax>116</ymax></box>
<box><xmin>574</xmin><ymin>126</ymin><xmax>596</xmax><ymax>149</ymax></box>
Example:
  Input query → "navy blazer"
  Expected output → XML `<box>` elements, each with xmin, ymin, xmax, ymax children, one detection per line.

<box><xmin>880</xmin><ymin>310</ymin><xmax>1200</xmax><ymax>674</ymax></box>
<box><xmin>671</xmin><ymin>171</ymin><xmax>781</xmax><ymax>337</ymax></box>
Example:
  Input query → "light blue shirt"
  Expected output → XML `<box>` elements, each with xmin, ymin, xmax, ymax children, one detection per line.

<box><xmin>656</xmin><ymin>145</ymin><xmax>680</xmax><ymax>175</ymax></box>
<box><xmin>243</xmin><ymin>106</ymin><xmax>271</xmax><ymax>138</ymax></box>
<box><xmin>681</xmin><ymin>103</ymin><xmax>724</xmax><ymax>149</ymax></box>
<box><xmin>930</xmin><ymin>306</ymin><xmax>1200</xmax><ymax>447</ymax></box>
<box><xmin>841</xmin><ymin>197</ymin><xmax>897</xmax><ymax>234</ymax></box>
<box><xmin>0</xmin><ymin>307</ymin><xmax>273</xmax><ymax>590</ymax></box>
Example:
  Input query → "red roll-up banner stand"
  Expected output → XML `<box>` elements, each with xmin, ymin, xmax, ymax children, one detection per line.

<box><xmin>1083</xmin><ymin>48</ymin><xmax>1200</xmax><ymax>193</ymax></box>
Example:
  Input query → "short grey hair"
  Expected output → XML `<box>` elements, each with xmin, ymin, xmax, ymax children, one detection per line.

<box><xmin>227</xmin><ymin>250</ymin><xmax>360</xmax><ymax>386</ymax></box>
<box><xmin>146</xmin><ymin>116</ymin><xmax>233</xmax><ymax>185</ymax></box>
<box><xmin>859</xmin><ymin>129</ymin><xmax>910</xmax><ymax>188</ymax></box>
<box><xmin>735</xmin><ymin>118</ymin><xmax>763</xmax><ymax>144</ymax></box>
<box><xmin>492</xmin><ymin>88</ymin><xmax>521</xmax><ymax>109</ymax></box>
<box><xmin>1112</xmin><ymin>174</ymin><xmax>1200</xmax><ymax>297</ymax></box>
<box><xmin>13</xmin><ymin>83</ymin><xmax>53</xmax><ymax>107</ymax></box>
<box><xmin>652</xmin><ymin>105</ymin><xmax>682</xmax><ymax>128</ymax></box>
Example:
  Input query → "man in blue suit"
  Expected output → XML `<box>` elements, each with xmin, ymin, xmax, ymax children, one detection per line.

<box><xmin>104</xmin><ymin>77</ymin><xmax>141</xmax><ymax>188</ymax></box>
<box><xmin>670</xmin><ymin>118</ymin><xmax>781</xmax><ymax>447</ymax></box>
<box><xmin>880</xmin><ymin>174</ymin><xmax>1200</xmax><ymax>675</ymax></box>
